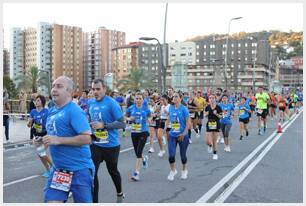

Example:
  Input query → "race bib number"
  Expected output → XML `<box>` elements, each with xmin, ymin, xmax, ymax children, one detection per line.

<box><xmin>33</xmin><ymin>124</ymin><xmax>42</xmax><ymax>133</ymax></box>
<box><xmin>208</xmin><ymin>121</ymin><xmax>217</xmax><ymax>130</ymax></box>
<box><xmin>132</xmin><ymin>123</ymin><xmax>142</xmax><ymax>133</ymax></box>
<box><xmin>95</xmin><ymin>130</ymin><xmax>109</xmax><ymax>143</ymax></box>
<box><xmin>190</xmin><ymin>113</ymin><xmax>195</xmax><ymax>118</ymax></box>
<box><xmin>239</xmin><ymin>109</ymin><xmax>245</xmax><ymax>115</ymax></box>
<box><xmin>50</xmin><ymin>170</ymin><xmax>73</xmax><ymax>192</ymax></box>
<box><xmin>257</xmin><ymin>109</ymin><xmax>263</xmax><ymax>114</ymax></box>
<box><xmin>171</xmin><ymin>122</ymin><xmax>180</xmax><ymax>132</ymax></box>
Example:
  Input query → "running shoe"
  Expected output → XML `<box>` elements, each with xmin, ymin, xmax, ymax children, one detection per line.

<box><xmin>142</xmin><ymin>155</ymin><xmax>149</xmax><ymax>169</ymax></box>
<box><xmin>167</xmin><ymin>170</ymin><xmax>177</xmax><ymax>181</ymax></box>
<box><xmin>181</xmin><ymin>170</ymin><xmax>188</xmax><ymax>180</ymax></box>
<box><xmin>158</xmin><ymin>150</ymin><xmax>165</xmax><ymax>157</ymax></box>
<box><xmin>131</xmin><ymin>171</ymin><xmax>140</xmax><ymax>181</ymax></box>
<box><xmin>189</xmin><ymin>139</ymin><xmax>192</xmax><ymax>144</ymax></box>
<box><xmin>116</xmin><ymin>193</ymin><xmax>125</xmax><ymax>203</ymax></box>
<box><xmin>148</xmin><ymin>147</ymin><xmax>155</xmax><ymax>153</ymax></box>
<box><xmin>224</xmin><ymin>146</ymin><xmax>231</xmax><ymax>152</ymax></box>
<box><xmin>212</xmin><ymin>154</ymin><xmax>218</xmax><ymax>160</ymax></box>
<box><xmin>42</xmin><ymin>170</ymin><xmax>50</xmax><ymax>178</ymax></box>
<box><xmin>240</xmin><ymin>135</ymin><xmax>243</xmax><ymax>140</ymax></box>
<box><xmin>246</xmin><ymin>130</ymin><xmax>249</xmax><ymax>136</ymax></box>
<box><xmin>207</xmin><ymin>146</ymin><xmax>213</xmax><ymax>153</ymax></box>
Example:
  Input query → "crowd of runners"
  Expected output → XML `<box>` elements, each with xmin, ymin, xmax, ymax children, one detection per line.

<box><xmin>26</xmin><ymin>75</ymin><xmax>303</xmax><ymax>203</ymax></box>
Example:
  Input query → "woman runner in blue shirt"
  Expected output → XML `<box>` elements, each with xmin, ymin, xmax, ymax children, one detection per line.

<box><xmin>126</xmin><ymin>92</ymin><xmax>151</xmax><ymax>181</ymax></box>
<box><xmin>238</xmin><ymin>97</ymin><xmax>251</xmax><ymax>140</ymax></box>
<box><xmin>165</xmin><ymin>92</ymin><xmax>191</xmax><ymax>181</ymax></box>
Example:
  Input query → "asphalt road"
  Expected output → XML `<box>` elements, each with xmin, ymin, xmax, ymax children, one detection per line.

<box><xmin>3</xmin><ymin>111</ymin><xmax>303</xmax><ymax>203</ymax></box>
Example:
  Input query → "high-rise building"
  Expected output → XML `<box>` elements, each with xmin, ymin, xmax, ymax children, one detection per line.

<box><xmin>10</xmin><ymin>28</ymin><xmax>24</xmax><ymax>82</ymax></box>
<box><xmin>3</xmin><ymin>49</ymin><xmax>10</xmax><ymax>76</ymax></box>
<box><xmin>83</xmin><ymin>27</ymin><xmax>125</xmax><ymax>90</ymax></box>
<box><xmin>52</xmin><ymin>24</ymin><xmax>84</xmax><ymax>91</ymax></box>
<box><xmin>24</xmin><ymin>27</ymin><xmax>37</xmax><ymax>71</ymax></box>
<box><xmin>37</xmin><ymin>22</ymin><xmax>52</xmax><ymax>95</ymax></box>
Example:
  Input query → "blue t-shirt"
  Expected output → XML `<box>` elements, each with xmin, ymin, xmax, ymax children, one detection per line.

<box><xmin>115</xmin><ymin>96</ymin><xmax>124</xmax><ymax>105</ymax></box>
<box><xmin>169</xmin><ymin>104</ymin><xmax>190</xmax><ymax>138</ymax></box>
<box><xmin>219</xmin><ymin>103</ymin><xmax>234</xmax><ymax>125</ymax></box>
<box><xmin>88</xmin><ymin>96</ymin><xmax>124</xmax><ymax>148</ymax></box>
<box><xmin>126</xmin><ymin>104</ymin><xmax>151</xmax><ymax>133</ymax></box>
<box><xmin>79</xmin><ymin>98</ymin><xmax>88</xmax><ymax>111</ymax></box>
<box><xmin>46</xmin><ymin>101</ymin><xmax>94</xmax><ymax>172</ymax></box>
<box><xmin>30</xmin><ymin>108</ymin><xmax>49</xmax><ymax>133</ymax></box>
<box><xmin>143</xmin><ymin>97</ymin><xmax>149</xmax><ymax>108</ymax></box>
<box><xmin>239</xmin><ymin>103</ymin><xmax>251</xmax><ymax>119</ymax></box>
<box><xmin>183</xmin><ymin>97</ymin><xmax>189</xmax><ymax>105</ymax></box>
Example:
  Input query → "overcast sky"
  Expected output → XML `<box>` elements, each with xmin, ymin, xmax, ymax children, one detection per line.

<box><xmin>3</xmin><ymin>2</ymin><xmax>303</xmax><ymax>48</ymax></box>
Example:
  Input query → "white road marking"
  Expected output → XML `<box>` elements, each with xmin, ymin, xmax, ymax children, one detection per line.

<box><xmin>214</xmin><ymin>110</ymin><xmax>301</xmax><ymax>203</ymax></box>
<box><xmin>3</xmin><ymin>175</ymin><xmax>40</xmax><ymax>187</ymax></box>
<box><xmin>196</xmin><ymin>110</ymin><xmax>302</xmax><ymax>203</ymax></box>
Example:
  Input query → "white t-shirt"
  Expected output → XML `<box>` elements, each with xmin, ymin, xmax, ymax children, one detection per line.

<box><xmin>160</xmin><ymin>104</ymin><xmax>170</xmax><ymax>119</ymax></box>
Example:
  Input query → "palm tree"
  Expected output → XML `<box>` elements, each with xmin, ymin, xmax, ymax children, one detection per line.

<box><xmin>14</xmin><ymin>66</ymin><xmax>49</xmax><ymax>93</ymax></box>
<box><xmin>117</xmin><ymin>68</ymin><xmax>157</xmax><ymax>92</ymax></box>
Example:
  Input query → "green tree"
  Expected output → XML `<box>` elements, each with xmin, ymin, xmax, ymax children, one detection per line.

<box><xmin>14</xmin><ymin>66</ymin><xmax>49</xmax><ymax>93</ymax></box>
<box><xmin>117</xmin><ymin>68</ymin><xmax>157</xmax><ymax>92</ymax></box>
<box><xmin>3</xmin><ymin>75</ymin><xmax>18</xmax><ymax>98</ymax></box>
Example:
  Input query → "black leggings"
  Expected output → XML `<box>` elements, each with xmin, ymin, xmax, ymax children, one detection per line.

<box><xmin>131</xmin><ymin>132</ymin><xmax>149</xmax><ymax>158</ymax></box>
<box><xmin>90</xmin><ymin>144</ymin><xmax>122</xmax><ymax>203</ymax></box>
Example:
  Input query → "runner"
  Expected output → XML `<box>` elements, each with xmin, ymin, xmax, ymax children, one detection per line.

<box><xmin>40</xmin><ymin>76</ymin><xmax>94</xmax><ymax>203</ymax></box>
<box><xmin>187</xmin><ymin>91</ymin><xmax>199</xmax><ymax>143</ymax></box>
<box><xmin>148</xmin><ymin>98</ymin><xmax>160</xmax><ymax>153</ymax></box>
<box><xmin>88</xmin><ymin>79</ymin><xmax>126</xmax><ymax>203</ymax></box>
<box><xmin>195</xmin><ymin>91</ymin><xmax>207</xmax><ymax>135</ymax></box>
<box><xmin>165</xmin><ymin>92</ymin><xmax>191</xmax><ymax>181</ymax></box>
<box><xmin>255</xmin><ymin>86</ymin><xmax>270</xmax><ymax>135</ymax></box>
<box><xmin>277</xmin><ymin>93</ymin><xmax>287</xmax><ymax>122</ymax></box>
<box><xmin>268</xmin><ymin>92</ymin><xmax>277</xmax><ymax>120</ymax></box>
<box><xmin>218</xmin><ymin>95</ymin><xmax>234</xmax><ymax>152</ymax></box>
<box><xmin>156</xmin><ymin>94</ymin><xmax>170</xmax><ymax>157</ymax></box>
<box><xmin>126</xmin><ymin>92</ymin><xmax>151</xmax><ymax>181</ymax></box>
<box><xmin>204</xmin><ymin>94</ymin><xmax>223</xmax><ymax>160</ymax></box>
<box><xmin>238</xmin><ymin>97</ymin><xmax>251</xmax><ymax>140</ymax></box>
<box><xmin>28</xmin><ymin>95</ymin><xmax>52</xmax><ymax>177</ymax></box>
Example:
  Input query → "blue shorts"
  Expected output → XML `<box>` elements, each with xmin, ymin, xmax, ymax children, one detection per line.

<box><xmin>44</xmin><ymin>167</ymin><xmax>94</xmax><ymax>203</ymax></box>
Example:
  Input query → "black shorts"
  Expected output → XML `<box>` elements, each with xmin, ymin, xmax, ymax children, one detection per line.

<box><xmin>158</xmin><ymin>119</ymin><xmax>167</xmax><ymax>129</ymax></box>
<box><xmin>256</xmin><ymin>109</ymin><xmax>268</xmax><ymax>118</ymax></box>
<box><xmin>250</xmin><ymin>105</ymin><xmax>256</xmax><ymax>111</ymax></box>
<box><xmin>279</xmin><ymin>107</ymin><xmax>286</xmax><ymax>112</ymax></box>
<box><xmin>149</xmin><ymin>119</ymin><xmax>160</xmax><ymax>129</ymax></box>
<box><xmin>190</xmin><ymin>112</ymin><xmax>197</xmax><ymax>120</ymax></box>
<box><xmin>239</xmin><ymin>118</ymin><xmax>249</xmax><ymax>124</ymax></box>
<box><xmin>197</xmin><ymin>111</ymin><xmax>204</xmax><ymax>119</ymax></box>
<box><xmin>206</xmin><ymin>120</ymin><xmax>220</xmax><ymax>132</ymax></box>
<box><xmin>269</xmin><ymin>104</ymin><xmax>277</xmax><ymax>108</ymax></box>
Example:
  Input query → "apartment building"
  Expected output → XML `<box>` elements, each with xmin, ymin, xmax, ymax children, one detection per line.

<box><xmin>168</xmin><ymin>41</ymin><xmax>196</xmax><ymax>66</ymax></box>
<box><xmin>3</xmin><ymin>49</ymin><xmax>10</xmax><ymax>76</ymax></box>
<box><xmin>52</xmin><ymin>24</ymin><xmax>84</xmax><ymax>91</ymax></box>
<box><xmin>83</xmin><ymin>27</ymin><xmax>125</xmax><ymax>89</ymax></box>
<box><xmin>24</xmin><ymin>28</ymin><xmax>37</xmax><ymax>72</ymax></box>
<box><xmin>10</xmin><ymin>28</ymin><xmax>24</xmax><ymax>82</ymax></box>
<box><xmin>112</xmin><ymin>42</ymin><xmax>143</xmax><ymax>88</ymax></box>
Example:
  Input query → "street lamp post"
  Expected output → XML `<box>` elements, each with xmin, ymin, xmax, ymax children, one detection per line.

<box><xmin>139</xmin><ymin>37</ymin><xmax>165</xmax><ymax>94</ymax></box>
<box><xmin>224</xmin><ymin>17</ymin><xmax>242</xmax><ymax>90</ymax></box>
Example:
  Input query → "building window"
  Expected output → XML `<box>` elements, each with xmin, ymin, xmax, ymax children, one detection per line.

<box><xmin>238</xmin><ymin>43</ymin><xmax>241</xmax><ymax>47</ymax></box>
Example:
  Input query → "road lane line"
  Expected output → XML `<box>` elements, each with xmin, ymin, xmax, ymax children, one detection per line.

<box><xmin>214</xmin><ymin>110</ymin><xmax>302</xmax><ymax>203</ymax></box>
<box><xmin>4</xmin><ymin>140</ymin><xmax>157</xmax><ymax>187</ymax></box>
<box><xmin>3</xmin><ymin>175</ymin><xmax>40</xmax><ymax>187</ymax></box>
<box><xmin>196</xmin><ymin>111</ymin><xmax>301</xmax><ymax>203</ymax></box>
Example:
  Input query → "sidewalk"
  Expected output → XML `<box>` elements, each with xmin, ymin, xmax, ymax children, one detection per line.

<box><xmin>3</xmin><ymin>118</ymin><xmax>32</xmax><ymax>149</ymax></box>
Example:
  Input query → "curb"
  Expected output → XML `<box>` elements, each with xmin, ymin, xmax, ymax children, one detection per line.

<box><xmin>3</xmin><ymin>140</ymin><xmax>33</xmax><ymax>150</ymax></box>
